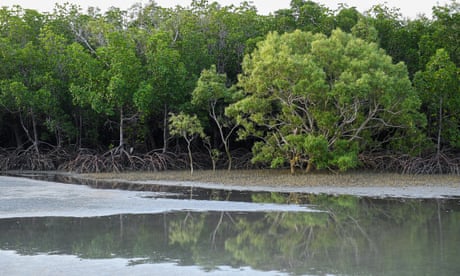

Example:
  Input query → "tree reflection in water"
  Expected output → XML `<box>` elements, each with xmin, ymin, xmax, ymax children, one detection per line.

<box><xmin>1</xmin><ymin>193</ymin><xmax>459</xmax><ymax>275</ymax></box>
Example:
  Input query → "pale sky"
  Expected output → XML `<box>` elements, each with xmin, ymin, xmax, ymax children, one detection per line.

<box><xmin>0</xmin><ymin>0</ymin><xmax>451</xmax><ymax>18</ymax></box>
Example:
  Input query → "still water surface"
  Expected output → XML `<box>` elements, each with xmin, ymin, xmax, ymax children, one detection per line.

<box><xmin>1</xmin><ymin>176</ymin><xmax>459</xmax><ymax>275</ymax></box>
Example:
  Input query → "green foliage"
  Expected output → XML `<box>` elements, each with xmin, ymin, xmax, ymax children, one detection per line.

<box><xmin>192</xmin><ymin>65</ymin><xmax>231</xmax><ymax>108</ymax></box>
<box><xmin>0</xmin><ymin>1</ymin><xmax>459</xmax><ymax>172</ymax></box>
<box><xmin>414</xmin><ymin>48</ymin><xmax>460</xmax><ymax>150</ymax></box>
<box><xmin>169</xmin><ymin>112</ymin><xmax>206</xmax><ymax>174</ymax></box>
<box><xmin>303</xmin><ymin>135</ymin><xmax>329</xmax><ymax>169</ymax></box>
<box><xmin>351</xmin><ymin>18</ymin><xmax>379</xmax><ymax>43</ymax></box>
<box><xmin>329</xmin><ymin>139</ymin><xmax>360</xmax><ymax>171</ymax></box>
<box><xmin>169</xmin><ymin>112</ymin><xmax>205</xmax><ymax>140</ymax></box>
<box><xmin>134</xmin><ymin>31</ymin><xmax>188</xmax><ymax>115</ymax></box>
<box><xmin>191</xmin><ymin>65</ymin><xmax>241</xmax><ymax>169</ymax></box>
<box><xmin>335</xmin><ymin>5</ymin><xmax>360</xmax><ymax>32</ymax></box>
<box><xmin>228</xmin><ymin>29</ymin><xmax>423</xmax><ymax>171</ymax></box>
<box><xmin>424</xmin><ymin>1</ymin><xmax>460</xmax><ymax>66</ymax></box>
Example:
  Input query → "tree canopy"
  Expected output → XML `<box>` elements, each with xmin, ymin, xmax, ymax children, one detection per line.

<box><xmin>227</xmin><ymin>29</ymin><xmax>424</xmax><ymax>172</ymax></box>
<box><xmin>0</xmin><ymin>1</ymin><xmax>459</xmax><ymax>173</ymax></box>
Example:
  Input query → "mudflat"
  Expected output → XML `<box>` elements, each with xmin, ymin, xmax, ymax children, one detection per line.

<box><xmin>79</xmin><ymin>170</ymin><xmax>460</xmax><ymax>198</ymax></box>
<box><xmin>82</xmin><ymin>169</ymin><xmax>460</xmax><ymax>187</ymax></box>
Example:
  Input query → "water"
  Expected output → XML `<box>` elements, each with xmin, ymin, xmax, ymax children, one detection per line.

<box><xmin>1</xmin><ymin>175</ymin><xmax>459</xmax><ymax>275</ymax></box>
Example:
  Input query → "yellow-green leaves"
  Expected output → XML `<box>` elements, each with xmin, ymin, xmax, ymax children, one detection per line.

<box><xmin>169</xmin><ymin>112</ymin><xmax>205</xmax><ymax>174</ymax></box>
<box><xmin>169</xmin><ymin>112</ymin><xmax>205</xmax><ymax>140</ymax></box>
<box><xmin>229</xmin><ymin>29</ymin><xmax>423</xmax><ymax>172</ymax></box>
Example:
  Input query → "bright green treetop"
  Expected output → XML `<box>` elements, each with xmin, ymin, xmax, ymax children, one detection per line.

<box><xmin>169</xmin><ymin>112</ymin><xmax>206</xmax><ymax>174</ymax></box>
<box><xmin>227</xmin><ymin>29</ymin><xmax>424</xmax><ymax>172</ymax></box>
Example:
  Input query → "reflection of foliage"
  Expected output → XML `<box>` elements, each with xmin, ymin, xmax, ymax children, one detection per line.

<box><xmin>252</xmin><ymin>192</ymin><xmax>313</xmax><ymax>205</ymax></box>
<box><xmin>169</xmin><ymin>213</ymin><xmax>205</xmax><ymax>246</ymax></box>
<box><xmin>226</xmin><ymin>212</ymin><xmax>330</xmax><ymax>273</ymax></box>
<box><xmin>168</xmin><ymin>212</ymin><xmax>242</xmax><ymax>271</ymax></box>
<box><xmin>0</xmin><ymin>196</ymin><xmax>459</xmax><ymax>275</ymax></box>
<box><xmin>74</xmin><ymin>233</ymin><xmax>118</xmax><ymax>258</ymax></box>
<box><xmin>243</xmin><ymin>193</ymin><xmax>454</xmax><ymax>274</ymax></box>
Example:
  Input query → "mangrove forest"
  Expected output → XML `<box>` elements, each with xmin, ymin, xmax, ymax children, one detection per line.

<box><xmin>0</xmin><ymin>0</ymin><xmax>459</xmax><ymax>174</ymax></box>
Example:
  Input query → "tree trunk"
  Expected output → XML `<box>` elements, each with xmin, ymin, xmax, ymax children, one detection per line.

<box><xmin>212</xmin><ymin>104</ymin><xmax>232</xmax><ymax>170</ymax></box>
<box><xmin>162</xmin><ymin>104</ymin><xmax>168</xmax><ymax>153</ymax></box>
<box><xmin>31</xmin><ymin>111</ymin><xmax>39</xmax><ymax>154</ymax></box>
<box><xmin>119</xmin><ymin>107</ymin><xmax>124</xmax><ymax>149</ymax></box>
<box><xmin>55</xmin><ymin>122</ymin><xmax>62</xmax><ymax>148</ymax></box>
<box><xmin>77</xmin><ymin>112</ymin><xmax>83</xmax><ymax>149</ymax></box>
<box><xmin>290</xmin><ymin>158</ymin><xmax>296</xmax><ymax>174</ymax></box>
<box><xmin>19</xmin><ymin>112</ymin><xmax>33</xmax><ymax>148</ymax></box>
<box><xmin>306</xmin><ymin>160</ymin><xmax>313</xmax><ymax>173</ymax></box>
<box><xmin>436</xmin><ymin>97</ymin><xmax>443</xmax><ymax>172</ymax></box>
<box><xmin>187</xmin><ymin>140</ymin><xmax>194</xmax><ymax>175</ymax></box>
<box><xmin>436</xmin><ymin>97</ymin><xmax>443</xmax><ymax>157</ymax></box>
<box><xmin>224</xmin><ymin>143</ymin><xmax>232</xmax><ymax>171</ymax></box>
<box><xmin>12</xmin><ymin>123</ymin><xmax>23</xmax><ymax>149</ymax></box>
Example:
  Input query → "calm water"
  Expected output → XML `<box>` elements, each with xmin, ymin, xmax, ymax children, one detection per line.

<box><xmin>1</xmin><ymin>181</ymin><xmax>459</xmax><ymax>275</ymax></box>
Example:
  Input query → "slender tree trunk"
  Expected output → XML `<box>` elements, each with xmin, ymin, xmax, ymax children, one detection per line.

<box><xmin>224</xmin><ymin>142</ymin><xmax>232</xmax><ymax>171</ymax></box>
<box><xmin>436</xmin><ymin>97</ymin><xmax>443</xmax><ymax>172</ymax></box>
<box><xmin>437</xmin><ymin>97</ymin><xmax>443</xmax><ymax>157</ymax></box>
<box><xmin>55</xmin><ymin>129</ymin><xmax>61</xmax><ymax>148</ymax></box>
<box><xmin>12</xmin><ymin>123</ymin><xmax>23</xmax><ymax>149</ymax></box>
<box><xmin>119</xmin><ymin>106</ymin><xmax>124</xmax><ymax>149</ymax></box>
<box><xmin>212</xmin><ymin>160</ymin><xmax>216</xmax><ymax>172</ymax></box>
<box><xmin>162</xmin><ymin>104</ymin><xmax>168</xmax><ymax>153</ymax></box>
<box><xmin>290</xmin><ymin>161</ymin><xmax>296</xmax><ymax>174</ymax></box>
<box><xmin>290</xmin><ymin>158</ymin><xmax>296</xmax><ymax>174</ymax></box>
<box><xmin>77</xmin><ymin>112</ymin><xmax>83</xmax><ymax>149</ymax></box>
<box><xmin>187</xmin><ymin>140</ymin><xmax>193</xmax><ymax>175</ymax></box>
<box><xmin>31</xmin><ymin>111</ymin><xmax>39</xmax><ymax>154</ymax></box>
<box><xmin>55</xmin><ymin>122</ymin><xmax>62</xmax><ymax>148</ymax></box>
<box><xmin>211</xmin><ymin>104</ymin><xmax>232</xmax><ymax>170</ymax></box>
<box><xmin>19</xmin><ymin>112</ymin><xmax>33</xmax><ymax>148</ymax></box>
<box><xmin>306</xmin><ymin>160</ymin><xmax>313</xmax><ymax>173</ymax></box>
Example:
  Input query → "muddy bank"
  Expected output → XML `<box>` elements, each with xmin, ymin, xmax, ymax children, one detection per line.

<box><xmin>78</xmin><ymin>170</ymin><xmax>460</xmax><ymax>198</ymax></box>
<box><xmin>81</xmin><ymin>169</ymin><xmax>459</xmax><ymax>187</ymax></box>
<box><xmin>3</xmin><ymin>169</ymin><xmax>460</xmax><ymax>198</ymax></box>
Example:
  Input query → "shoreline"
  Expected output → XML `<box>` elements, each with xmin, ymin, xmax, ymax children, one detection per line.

<box><xmin>81</xmin><ymin>169</ymin><xmax>460</xmax><ymax>186</ymax></box>
<box><xmin>4</xmin><ymin>169</ymin><xmax>460</xmax><ymax>198</ymax></box>
<box><xmin>80</xmin><ymin>169</ymin><xmax>460</xmax><ymax>198</ymax></box>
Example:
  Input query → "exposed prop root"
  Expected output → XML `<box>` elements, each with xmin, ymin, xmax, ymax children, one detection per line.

<box><xmin>230</xmin><ymin>148</ymin><xmax>258</xmax><ymax>169</ymax></box>
<box><xmin>59</xmin><ymin>149</ymin><xmax>184</xmax><ymax>173</ymax></box>
<box><xmin>3</xmin><ymin>146</ymin><xmax>456</xmax><ymax>175</ymax></box>
<box><xmin>0</xmin><ymin>146</ymin><xmax>70</xmax><ymax>171</ymax></box>
<box><xmin>360</xmin><ymin>151</ymin><xmax>460</xmax><ymax>175</ymax></box>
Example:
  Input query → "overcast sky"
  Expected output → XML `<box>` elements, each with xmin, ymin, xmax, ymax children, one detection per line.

<box><xmin>1</xmin><ymin>0</ymin><xmax>451</xmax><ymax>19</ymax></box>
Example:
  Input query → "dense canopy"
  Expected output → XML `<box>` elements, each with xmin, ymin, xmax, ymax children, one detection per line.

<box><xmin>227</xmin><ymin>29</ymin><xmax>424</xmax><ymax>172</ymax></box>
<box><xmin>0</xmin><ymin>0</ymin><xmax>459</xmax><ymax>173</ymax></box>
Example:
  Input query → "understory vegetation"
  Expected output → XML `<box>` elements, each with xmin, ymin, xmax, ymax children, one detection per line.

<box><xmin>0</xmin><ymin>1</ymin><xmax>459</xmax><ymax>174</ymax></box>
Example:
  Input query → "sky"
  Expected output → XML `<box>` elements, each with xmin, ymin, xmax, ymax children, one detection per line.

<box><xmin>0</xmin><ymin>0</ymin><xmax>451</xmax><ymax>19</ymax></box>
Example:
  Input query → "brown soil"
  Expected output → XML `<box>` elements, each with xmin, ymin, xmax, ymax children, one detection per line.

<box><xmin>82</xmin><ymin>169</ymin><xmax>460</xmax><ymax>188</ymax></box>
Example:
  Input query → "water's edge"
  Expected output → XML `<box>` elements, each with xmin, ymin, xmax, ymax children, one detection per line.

<box><xmin>3</xmin><ymin>170</ymin><xmax>460</xmax><ymax>199</ymax></box>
